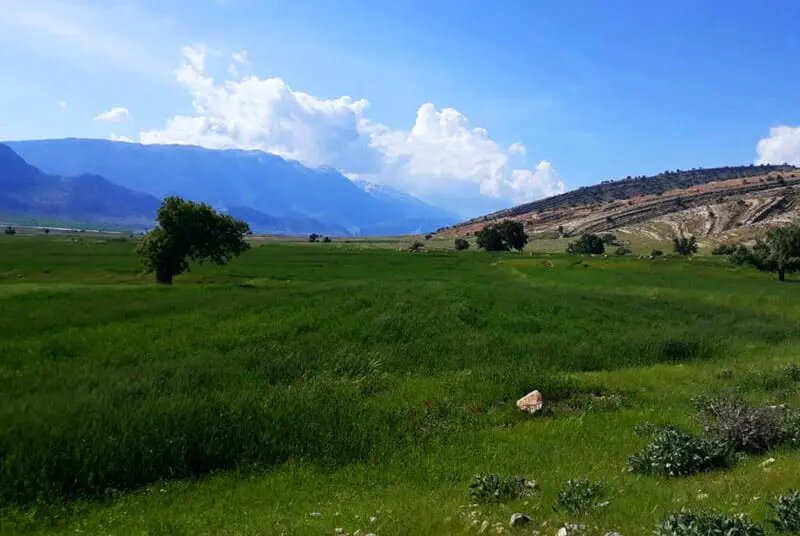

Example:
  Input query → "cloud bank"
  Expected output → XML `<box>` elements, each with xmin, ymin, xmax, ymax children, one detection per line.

<box><xmin>140</xmin><ymin>45</ymin><xmax>565</xmax><ymax>217</ymax></box>
<box><xmin>756</xmin><ymin>126</ymin><xmax>800</xmax><ymax>166</ymax></box>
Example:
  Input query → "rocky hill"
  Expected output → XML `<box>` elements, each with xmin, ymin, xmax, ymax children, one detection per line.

<box><xmin>438</xmin><ymin>165</ymin><xmax>800</xmax><ymax>242</ymax></box>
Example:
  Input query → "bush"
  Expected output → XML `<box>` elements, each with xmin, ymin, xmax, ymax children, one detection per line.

<box><xmin>673</xmin><ymin>236</ymin><xmax>698</xmax><ymax>256</ymax></box>
<box><xmin>651</xmin><ymin>249</ymin><xmax>664</xmax><ymax>257</ymax></box>
<box><xmin>566</xmin><ymin>234</ymin><xmax>605</xmax><ymax>255</ymax></box>
<box><xmin>784</xmin><ymin>364</ymin><xmax>800</xmax><ymax>382</ymax></box>
<box><xmin>627</xmin><ymin>427</ymin><xmax>731</xmax><ymax>476</ymax></box>
<box><xmin>693</xmin><ymin>395</ymin><xmax>792</xmax><ymax>453</ymax></box>
<box><xmin>600</xmin><ymin>233</ymin><xmax>618</xmax><ymax>245</ymax></box>
<box><xmin>468</xmin><ymin>473</ymin><xmax>536</xmax><ymax>503</ymax></box>
<box><xmin>654</xmin><ymin>509</ymin><xmax>764</xmax><ymax>536</ymax></box>
<box><xmin>615</xmin><ymin>246</ymin><xmax>632</xmax><ymax>256</ymax></box>
<box><xmin>454</xmin><ymin>238</ymin><xmax>470</xmax><ymax>251</ymax></box>
<box><xmin>308</xmin><ymin>233</ymin><xmax>320</xmax><ymax>242</ymax></box>
<box><xmin>476</xmin><ymin>221</ymin><xmax>528</xmax><ymax>251</ymax></box>
<box><xmin>4</xmin><ymin>226</ymin><xmax>16</xmax><ymax>235</ymax></box>
<box><xmin>771</xmin><ymin>490</ymin><xmax>800</xmax><ymax>533</ymax></box>
<box><xmin>323</xmin><ymin>236</ymin><xmax>332</xmax><ymax>243</ymax></box>
<box><xmin>712</xmin><ymin>244</ymin><xmax>736</xmax><ymax>255</ymax></box>
<box><xmin>409</xmin><ymin>241</ymin><xmax>425</xmax><ymax>252</ymax></box>
<box><xmin>556</xmin><ymin>478</ymin><xmax>606</xmax><ymax>514</ymax></box>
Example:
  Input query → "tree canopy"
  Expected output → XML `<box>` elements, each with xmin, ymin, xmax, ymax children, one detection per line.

<box><xmin>731</xmin><ymin>224</ymin><xmax>800</xmax><ymax>281</ymax></box>
<box><xmin>475</xmin><ymin>221</ymin><xmax>528</xmax><ymax>251</ymax></box>
<box><xmin>672</xmin><ymin>236</ymin><xmax>698</xmax><ymax>256</ymax></box>
<box><xmin>566</xmin><ymin>233</ymin><xmax>605</xmax><ymax>255</ymax></box>
<box><xmin>136</xmin><ymin>196</ymin><xmax>250</xmax><ymax>284</ymax></box>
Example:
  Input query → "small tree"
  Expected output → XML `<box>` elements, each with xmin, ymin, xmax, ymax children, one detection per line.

<box><xmin>733</xmin><ymin>224</ymin><xmax>800</xmax><ymax>281</ymax></box>
<box><xmin>454</xmin><ymin>237</ymin><xmax>470</xmax><ymax>251</ymax></box>
<box><xmin>136</xmin><ymin>196</ymin><xmax>250</xmax><ymax>284</ymax></box>
<box><xmin>43</xmin><ymin>228</ymin><xmax>50</xmax><ymax>235</ymax></box>
<box><xmin>322</xmin><ymin>236</ymin><xmax>332</xmax><ymax>243</ymax></box>
<box><xmin>308</xmin><ymin>233</ymin><xmax>320</xmax><ymax>243</ymax></box>
<box><xmin>651</xmin><ymin>249</ymin><xmax>664</xmax><ymax>257</ymax></box>
<box><xmin>566</xmin><ymin>233</ymin><xmax>604</xmax><ymax>254</ymax></box>
<box><xmin>4</xmin><ymin>226</ymin><xmax>16</xmax><ymax>235</ymax></box>
<box><xmin>711</xmin><ymin>243</ymin><xmax>736</xmax><ymax>255</ymax></box>
<box><xmin>673</xmin><ymin>236</ymin><xmax>698</xmax><ymax>256</ymax></box>
<box><xmin>475</xmin><ymin>221</ymin><xmax>528</xmax><ymax>252</ymax></box>
<box><xmin>409</xmin><ymin>240</ymin><xmax>424</xmax><ymax>251</ymax></box>
<box><xmin>600</xmin><ymin>233</ymin><xmax>618</xmax><ymax>245</ymax></box>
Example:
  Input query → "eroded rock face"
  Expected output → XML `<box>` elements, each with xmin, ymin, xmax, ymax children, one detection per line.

<box><xmin>516</xmin><ymin>390</ymin><xmax>544</xmax><ymax>414</ymax></box>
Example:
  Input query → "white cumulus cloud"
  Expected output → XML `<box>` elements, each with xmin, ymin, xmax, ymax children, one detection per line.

<box><xmin>94</xmin><ymin>106</ymin><xmax>130</xmax><ymax>123</ymax></box>
<box><xmin>140</xmin><ymin>45</ymin><xmax>565</xmax><ymax>217</ymax></box>
<box><xmin>756</xmin><ymin>126</ymin><xmax>800</xmax><ymax>166</ymax></box>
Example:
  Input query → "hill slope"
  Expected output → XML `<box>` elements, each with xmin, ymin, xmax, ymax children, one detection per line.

<box><xmin>440</xmin><ymin>164</ymin><xmax>800</xmax><ymax>241</ymax></box>
<box><xmin>0</xmin><ymin>144</ymin><xmax>159</xmax><ymax>228</ymax></box>
<box><xmin>7</xmin><ymin>139</ymin><xmax>456</xmax><ymax>236</ymax></box>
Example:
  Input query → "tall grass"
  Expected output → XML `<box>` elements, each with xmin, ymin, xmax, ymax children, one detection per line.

<box><xmin>1</xmin><ymin>238</ymin><xmax>799</xmax><ymax>505</ymax></box>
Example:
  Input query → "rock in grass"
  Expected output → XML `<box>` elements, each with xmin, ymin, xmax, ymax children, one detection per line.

<box><xmin>509</xmin><ymin>512</ymin><xmax>531</xmax><ymax>527</ymax></box>
<box><xmin>557</xmin><ymin>524</ymin><xmax>586</xmax><ymax>536</ymax></box>
<box><xmin>516</xmin><ymin>390</ymin><xmax>544</xmax><ymax>414</ymax></box>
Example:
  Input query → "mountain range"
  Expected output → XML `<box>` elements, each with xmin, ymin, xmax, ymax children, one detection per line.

<box><xmin>5</xmin><ymin>139</ymin><xmax>457</xmax><ymax>235</ymax></box>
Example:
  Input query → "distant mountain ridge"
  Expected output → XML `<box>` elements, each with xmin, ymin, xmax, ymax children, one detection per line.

<box><xmin>439</xmin><ymin>164</ymin><xmax>800</xmax><ymax>242</ymax></box>
<box><xmin>0</xmin><ymin>144</ymin><xmax>159</xmax><ymax>227</ymax></box>
<box><xmin>7</xmin><ymin>138</ymin><xmax>457</xmax><ymax>235</ymax></box>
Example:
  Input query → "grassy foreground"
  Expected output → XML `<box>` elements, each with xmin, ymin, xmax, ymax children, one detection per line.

<box><xmin>1</xmin><ymin>236</ymin><xmax>800</xmax><ymax>535</ymax></box>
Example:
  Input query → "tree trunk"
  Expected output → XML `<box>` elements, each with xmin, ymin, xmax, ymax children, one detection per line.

<box><xmin>155</xmin><ymin>266</ymin><xmax>173</xmax><ymax>285</ymax></box>
<box><xmin>778</xmin><ymin>270</ymin><xmax>785</xmax><ymax>282</ymax></box>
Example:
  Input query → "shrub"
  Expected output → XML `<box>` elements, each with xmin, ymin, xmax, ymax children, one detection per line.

<box><xmin>409</xmin><ymin>241</ymin><xmax>425</xmax><ymax>252</ymax></box>
<box><xmin>454</xmin><ymin>238</ymin><xmax>470</xmax><ymax>251</ymax></box>
<box><xmin>308</xmin><ymin>233</ymin><xmax>320</xmax><ymax>242</ymax></box>
<box><xmin>712</xmin><ymin>244</ymin><xmax>736</xmax><ymax>255</ymax></box>
<box><xmin>693</xmin><ymin>395</ymin><xmax>792</xmax><ymax>453</ymax></box>
<box><xmin>323</xmin><ymin>236</ymin><xmax>332</xmax><ymax>243</ymax></box>
<box><xmin>424</xmin><ymin>233</ymin><xmax>433</xmax><ymax>240</ymax></box>
<box><xmin>556</xmin><ymin>478</ymin><xmax>606</xmax><ymax>514</ymax></box>
<box><xmin>468</xmin><ymin>473</ymin><xmax>536</xmax><ymax>503</ymax></box>
<box><xmin>475</xmin><ymin>221</ymin><xmax>528</xmax><ymax>252</ymax></box>
<box><xmin>673</xmin><ymin>236</ymin><xmax>699</xmax><ymax>256</ymax></box>
<box><xmin>614</xmin><ymin>246</ymin><xmax>632</xmax><ymax>256</ymax></box>
<box><xmin>600</xmin><ymin>233</ymin><xmax>618</xmax><ymax>245</ymax></box>
<box><xmin>566</xmin><ymin>234</ymin><xmax>605</xmax><ymax>254</ymax></box>
<box><xmin>771</xmin><ymin>490</ymin><xmax>800</xmax><ymax>532</ymax></box>
<box><xmin>654</xmin><ymin>509</ymin><xmax>765</xmax><ymax>536</ymax></box>
<box><xmin>784</xmin><ymin>364</ymin><xmax>800</xmax><ymax>382</ymax></box>
<box><xmin>627</xmin><ymin>427</ymin><xmax>731</xmax><ymax>476</ymax></box>
<box><xmin>651</xmin><ymin>249</ymin><xmax>664</xmax><ymax>257</ymax></box>
<box><xmin>4</xmin><ymin>226</ymin><xmax>16</xmax><ymax>235</ymax></box>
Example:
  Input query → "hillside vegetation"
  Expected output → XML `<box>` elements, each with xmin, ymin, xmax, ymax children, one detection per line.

<box><xmin>2</xmin><ymin>236</ymin><xmax>800</xmax><ymax>534</ymax></box>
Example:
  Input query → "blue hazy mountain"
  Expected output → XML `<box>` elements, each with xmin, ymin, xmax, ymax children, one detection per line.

<box><xmin>0</xmin><ymin>144</ymin><xmax>159</xmax><ymax>227</ymax></box>
<box><xmin>7</xmin><ymin>139</ymin><xmax>457</xmax><ymax>235</ymax></box>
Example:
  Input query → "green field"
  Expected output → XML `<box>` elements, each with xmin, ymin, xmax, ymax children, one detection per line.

<box><xmin>1</xmin><ymin>236</ymin><xmax>800</xmax><ymax>535</ymax></box>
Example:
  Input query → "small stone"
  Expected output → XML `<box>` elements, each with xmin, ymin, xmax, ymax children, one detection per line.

<box><xmin>479</xmin><ymin>520</ymin><xmax>490</xmax><ymax>533</ymax></box>
<box><xmin>760</xmin><ymin>457</ymin><xmax>776</xmax><ymax>468</ymax></box>
<box><xmin>605</xmin><ymin>533</ymin><xmax>622</xmax><ymax>536</ymax></box>
<box><xmin>309</xmin><ymin>512</ymin><xmax>323</xmax><ymax>518</ymax></box>
<box><xmin>334</xmin><ymin>529</ymin><xmax>344</xmax><ymax>535</ymax></box>
<box><xmin>557</xmin><ymin>524</ymin><xmax>586</xmax><ymax>536</ymax></box>
<box><xmin>510</xmin><ymin>513</ymin><xmax>532</xmax><ymax>527</ymax></box>
<box><xmin>369</xmin><ymin>516</ymin><xmax>378</xmax><ymax>524</ymax></box>
<box><xmin>516</xmin><ymin>390</ymin><xmax>544</xmax><ymax>414</ymax></box>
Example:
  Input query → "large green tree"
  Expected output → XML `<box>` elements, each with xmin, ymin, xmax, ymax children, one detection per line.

<box><xmin>137</xmin><ymin>197</ymin><xmax>250</xmax><ymax>284</ymax></box>
<box><xmin>672</xmin><ymin>235</ymin><xmax>698</xmax><ymax>256</ymax></box>
<box><xmin>566</xmin><ymin>233</ymin><xmax>605</xmax><ymax>254</ymax></box>
<box><xmin>733</xmin><ymin>224</ymin><xmax>800</xmax><ymax>281</ymax></box>
<box><xmin>475</xmin><ymin>220</ymin><xmax>528</xmax><ymax>251</ymax></box>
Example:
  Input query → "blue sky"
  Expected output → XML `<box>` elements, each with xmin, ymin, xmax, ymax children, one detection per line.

<box><xmin>2</xmin><ymin>0</ymin><xmax>800</xmax><ymax>216</ymax></box>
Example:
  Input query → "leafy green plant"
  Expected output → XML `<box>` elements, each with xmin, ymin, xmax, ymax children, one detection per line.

<box><xmin>566</xmin><ymin>233</ymin><xmax>605</xmax><ymax>255</ymax></box>
<box><xmin>655</xmin><ymin>508</ymin><xmax>765</xmax><ymax>536</ymax></box>
<box><xmin>693</xmin><ymin>395</ymin><xmax>792</xmax><ymax>453</ymax></box>
<box><xmin>628</xmin><ymin>427</ymin><xmax>731</xmax><ymax>476</ymax></box>
<box><xmin>556</xmin><ymin>478</ymin><xmax>606</xmax><ymax>514</ymax></box>
<box><xmin>673</xmin><ymin>236</ymin><xmax>699</xmax><ymax>256</ymax></box>
<box><xmin>454</xmin><ymin>238</ymin><xmax>470</xmax><ymax>251</ymax></box>
<box><xmin>468</xmin><ymin>473</ymin><xmax>536</xmax><ymax>503</ymax></box>
<box><xmin>771</xmin><ymin>489</ymin><xmax>800</xmax><ymax>533</ymax></box>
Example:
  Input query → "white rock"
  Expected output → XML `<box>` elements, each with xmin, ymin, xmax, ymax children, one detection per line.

<box><xmin>510</xmin><ymin>512</ymin><xmax>532</xmax><ymax>527</ymax></box>
<box><xmin>516</xmin><ymin>390</ymin><xmax>544</xmax><ymax>414</ymax></box>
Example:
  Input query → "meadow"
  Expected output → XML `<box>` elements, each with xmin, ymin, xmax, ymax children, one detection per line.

<box><xmin>1</xmin><ymin>235</ymin><xmax>799</xmax><ymax>535</ymax></box>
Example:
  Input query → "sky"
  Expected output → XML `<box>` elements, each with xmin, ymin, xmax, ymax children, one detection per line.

<box><xmin>2</xmin><ymin>0</ymin><xmax>800</xmax><ymax>217</ymax></box>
